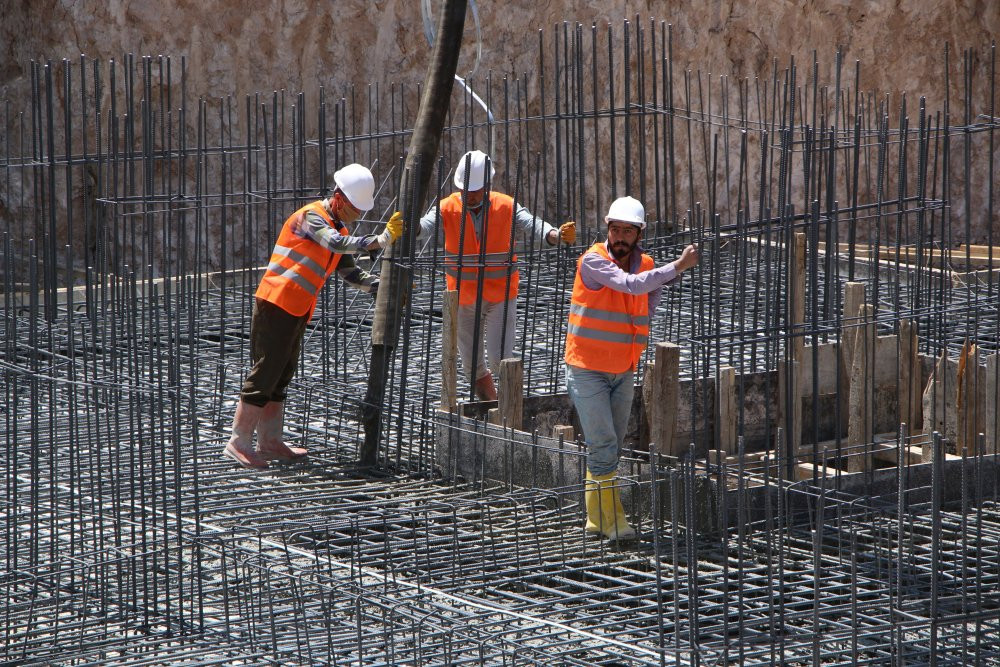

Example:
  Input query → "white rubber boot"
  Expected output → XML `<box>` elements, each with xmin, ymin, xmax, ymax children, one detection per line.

<box><xmin>223</xmin><ymin>401</ymin><xmax>268</xmax><ymax>469</ymax></box>
<box><xmin>256</xmin><ymin>401</ymin><xmax>308</xmax><ymax>462</ymax></box>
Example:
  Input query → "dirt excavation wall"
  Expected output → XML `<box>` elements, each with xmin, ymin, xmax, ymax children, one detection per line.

<box><xmin>4</xmin><ymin>1</ymin><xmax>996</xmax><ymax>107</ymax></box>
<box><xmin>2</xmin><ymin>0</ymin><xmax>998</xmax><ymax>258</ymax></box>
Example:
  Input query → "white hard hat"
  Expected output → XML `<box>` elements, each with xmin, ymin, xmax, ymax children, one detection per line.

<box><xmin>333</xmin><ymin>163</ymin><xmax>375</xmax><ymax>211</ymax></box>
<box><xmin>605</xmin><ymin>196</ymin><xmax>646</xmax><ymax>229</ymax></box>
<box><xmin>453</xmin><ymin>150</ymin><xmax>495</xmax><ymax>191</ymax></box>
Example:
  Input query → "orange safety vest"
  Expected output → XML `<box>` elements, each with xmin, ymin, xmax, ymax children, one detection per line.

<box><xmin>255</xmin><ymin>201</ymin><xmax>348</xmax><ymax>320</ymax></box>
<box><xmin>564</xmin><ymin>241</ymin><xmax>654</xmax><ymax>373</ymax></box>
<box><xmin>440</xmin><ymin>192</ymin><xmax>518</xmax><ymax>305</ymax></box>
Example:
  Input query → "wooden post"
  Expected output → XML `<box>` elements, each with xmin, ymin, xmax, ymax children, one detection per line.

<box><xmin>791</xmin><ymin>233</ymin><xmax>806</xmax><ymax>365</ymax></box>
<box><xmin>717</xmin><ymin>365</ymin><xmax>736</xmax><ymax>454</ymax></box>
<box><xmin>781</xmin><ymin>232</ymin><xmax>806</xmax><ymax>454</ymax></box>
<box><xmin>440</xmin><ymin>290</ymin><xmax>459</xmax><ymax>412</ymax></box>
<box><xmin>552</xmin><ymin>425</ymin><xmax>575</xmax><ymax>441</ymax></box>
<box><xmin>842</xmin><ymin>282</ymin><xmax>867</xmax><ymax>373</ymax></box>
<box><xmin>847</xmin><ymin>304</ymin><xmax>876</xmax><ymax>472</ymax></box>
<box><xmin>498</xmin><ymin>358</ymin><xmax>523</xmax><ymax>432</ymax></box>
<box><xmin>649</xmin><ymin>342</ymin><xmax>680</xmax><ymax>456</ymax></box>
<box><xmin>922</xmin><ymin>349</ymin><xmax>953</xmax><ymax>462</ymax></box>
<box><xmin>840</xmin><ymin>282</ymin><xmax>866</xmax><ymax>436</ymax></box>
<box><xmin>987</xmin><ymin>353</ymin><xmax>1000</xmax><ymax>455</ymax></box>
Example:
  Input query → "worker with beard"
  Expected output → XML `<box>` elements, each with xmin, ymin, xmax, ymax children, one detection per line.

<box><xmin>564</xmin><ymin>196</ymin><xmax>699</xmax><ymax>541</ymax></box>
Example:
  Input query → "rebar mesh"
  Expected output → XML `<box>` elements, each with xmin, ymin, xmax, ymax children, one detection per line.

<box><xmin>3</xmin><ymin>22</ymin><xmax>1000</xmax><ymax>666</ymax></box>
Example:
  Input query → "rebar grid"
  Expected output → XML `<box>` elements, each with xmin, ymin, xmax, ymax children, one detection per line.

<box><xmin>6</xmin><ymin>459</ymin><xmax>1000</xmax><ymax>665</ymax></box>
<box><xmin>3</xmin><ymin>22</ymin><xmax>1000</xmax><ymax>666</ymax></box>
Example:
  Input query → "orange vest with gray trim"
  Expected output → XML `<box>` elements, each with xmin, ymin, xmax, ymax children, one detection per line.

<box><xmin>440</xmin><ymin>192</ymin><xmax>518</xmax><ymax>305</ymax></box>
<box><xmin>564</xmin><ymin>242</ymin><xmax>654</xmax><ymax>373</ymax></box>
<box><xmin>255</xmin><ymin>201</ymin><xmax>348</xmax><ymax>320</ymax></box>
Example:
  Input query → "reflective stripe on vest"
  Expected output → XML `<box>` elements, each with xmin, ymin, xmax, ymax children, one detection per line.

<box><xmin>566</xmin><ymin>321</ymin><xmax>650</xmax><ymax>346</ymax></box>
<box><xmin>443</xmin><ymin>251</ymin><xmax>518</xmax><ymax>280</ymax></box>
<box><xmin>568</xmin><ymin>302</ymin><xmax>650</xmax><ymax>327</ymax></box>
<box><xmin>564</xmin><ymin>241</ymin><xmax>654</xmax><ymax>374</ymax></box>
<box><xmin>440</xmin><ymin>192</ymin><xmax>519</xmax><ymax>305</ymax></box>
<box><xmin>255</xmin><ymin>201</ymin><xmax>346</xmax><ymax>319</ymax></box>
<box><xmin>267</xmin><ymin>245</ymin><xmax>328</xmax><ymax>294</ymax></box>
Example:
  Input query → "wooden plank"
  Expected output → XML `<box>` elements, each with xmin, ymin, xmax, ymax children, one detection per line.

<box><xmin>791</xmin><ymin>232</ymin><xmax>806</xmax><ymax>365</ymax></box>
<box><xmin>800</xmin><ymin>342</ymin><xmax>840</xmax><ymax>395</ymax></box>
<box><xmin>872</xmin><ymin>443</ymin><xmax>923</xmax><ymax>465</ymax></box>
<box><xmin>794</xmin><ymin>462</ymin><xmax>842</xmax><ymax>482</ymax></box>
<box><xmin>840</xmin><ymin>282</ymin><xmax>866</xmax><ymax>439</ymax></box>
<box><xmin>552</xmin><ymin>425</ymin><xmax>575</xmax><ymax>442</ymax></box>
<box><xmin>706</xmin><ymin>449</ymin><xmax>728</xmax><ymax>466</ymax></box>
<box><xmin>440</xmin><ymin>290</ymin><xmax>459</xmax><ymax>412</ymax></box>
<box><xmin>842</xmin><ymin>282</ymin><xmax>866</xmax><ymax>375</ymax></box>
<box><xmin>498</xmin><ymin>358</ymin><xmax>523</xmax><ymax>431</ymax></box>
<box><xmin>847</xmin><ymin>304</ymin><xmax>876</xmax><ymax>472</ymax></box>
<box><xmin>922</xmin><ymin>350</ymin><xmax>957</xmax><ymax>461</ymax></box>
<box><xmin>717</xmin><ymin>365</ymin><xmax>737</xmax><ymax>454</ymax></box>
<box><xmin>649</xmin><ymin>342</ymin><xmax>680</xmax><ymax>456</ymax></box>
<box><xmin>819</xmin><ymin>242</ymin><xmax>1000</xmax><ymax>267</ymax></box>
<box><xmin>6</xmin><ymin>266</ymin><xmax>251</xmax><ymax>310</ymax></box>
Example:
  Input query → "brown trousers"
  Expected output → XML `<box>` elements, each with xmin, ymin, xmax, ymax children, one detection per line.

<box><xmin>240</xmin><ymin>298</ymin><xmax>310</xmax><ymax>407</ymax></box>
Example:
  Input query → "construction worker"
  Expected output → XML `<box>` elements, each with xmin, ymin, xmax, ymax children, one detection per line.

<box><xmin>565</xmin><ymin>196</ymin><xmax>699</xmax><ymax>540</ymax></box>
<box><xmin>223</xmin><ymin>163</ymin><xmax>403</xmax><ymax>469</ymax></box>
<box><xmin>418</xmin><ymin>150</ymin><xmax>576</xmax><ymax>400</ymax></box>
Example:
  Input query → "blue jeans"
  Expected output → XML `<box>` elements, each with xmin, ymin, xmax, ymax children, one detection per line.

<box><xmin>565</xmin><ymin>364</ymin><xmax>634</xmax><ymax>476</ymax></box>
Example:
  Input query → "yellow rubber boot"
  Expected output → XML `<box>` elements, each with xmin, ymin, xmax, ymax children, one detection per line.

<box><xmin>608</xmin><ymin>482</ymin><xmax>636</xmax><ymax>540</ymax></box>
<box><xmin>584</xmin><ymin>471</ymin><xmax>636</xmax><ymax>541</ymax></box>
<box><xmin>584</xmin><ymin>471</ymin><xmax>604</xmax><ymax>534</ymax></box>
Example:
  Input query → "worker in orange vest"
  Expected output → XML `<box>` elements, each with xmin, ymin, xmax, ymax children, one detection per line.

<box><xmin>223</xmin><ymin>163</ymin><xmax>403</xmax><ymax>469</ymax></box>
<box><xmin>565</xmin><ymin>196</ymin><xmax>699</xmax><ymax>540</ymax></box>
<box><xmin>417</xmin><ymin>150</ymin><xmax>576</xmax><ymax>400</ymax></box>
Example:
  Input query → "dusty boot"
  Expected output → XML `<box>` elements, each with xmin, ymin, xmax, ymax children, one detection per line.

<box><xmin>474</xmin><ymin>373</ymin><xmax>498</xmax><ymax>401</ymax></box>
<box><xmin>584</xmin><ymin>471</ymin><xmax>636</xmax><ymax>541</ymax></box>
<box><xmin>223</xmin><ymin>401</ymin><xmax>268</xmax><ymax>469</ymax></box>
<box><xmin>256</xmin><ymin>401</ymin><xmax>308</xmax><ymax>462</ymax></box>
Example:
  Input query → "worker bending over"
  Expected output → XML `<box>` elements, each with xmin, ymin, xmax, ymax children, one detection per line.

<box><xmin>417</xmin><ymin>150</ymin><xmax>576</xmax><ymax>400</ymax></box>
<box><xmin>565</xmin><ymin>196</ymin><xmax>699</xmax><ymax>540</ymax></box>
<box><xmin>224</xmin><ymin>164</ymin><xmax>402</xmax><ymax>469</ymax></box>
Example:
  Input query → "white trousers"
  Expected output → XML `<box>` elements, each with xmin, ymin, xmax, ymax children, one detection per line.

<box><xmin>456</xmin><ymin>298</ymin><xmax>517</xmax><ymax>382</ymax></box>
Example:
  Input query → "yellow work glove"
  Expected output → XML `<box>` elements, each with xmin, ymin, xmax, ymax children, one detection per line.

<box><xmin>387</xmin><ymin>211</ymin><xmax>404</xmax><ymax>241</ymax></box>
<box><xmin>375</xmin><ymin>211</ymin><xmax>404</xmax><ymax>248</ymax></box>
<box><xmin>558</xmin><ymin>220</ymin><xmax>577</xmax><ymax>244</ymax></box>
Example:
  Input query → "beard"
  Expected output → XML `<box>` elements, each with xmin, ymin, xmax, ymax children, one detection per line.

<box><xmin>610</xmin><ymin>240</ymin><xmax>634</xmax><ymax>259</ymax></box>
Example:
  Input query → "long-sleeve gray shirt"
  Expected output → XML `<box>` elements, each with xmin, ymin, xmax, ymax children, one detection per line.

<box><xmin>578</xmin><ymin>241</ymin><xmax>683</xmax><ymax>312</ymax></box>
<box><xmin>294</xmin><ymin>201</ymin><xmax>378</xmax><ymax>293</ymax></box>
